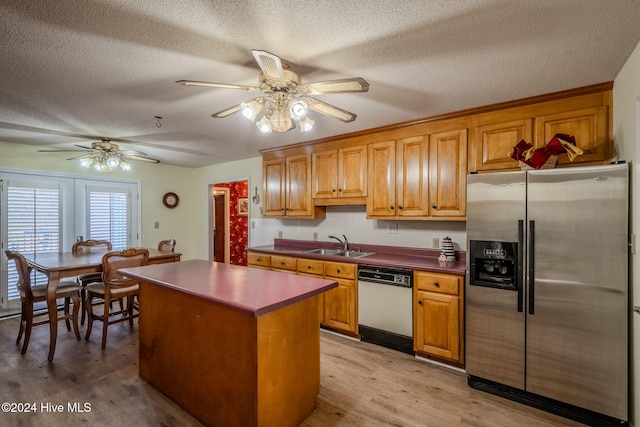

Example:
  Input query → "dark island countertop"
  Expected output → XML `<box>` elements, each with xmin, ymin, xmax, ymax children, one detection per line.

<box><xmin>120</xmin><ymin>259</ymin><xmax>337</xmax><ymax>317</ymax></box>
<box><xmin>248</xmin><ymin>239</ymin><xmax>467</xmax><ymax>275</ymax></box>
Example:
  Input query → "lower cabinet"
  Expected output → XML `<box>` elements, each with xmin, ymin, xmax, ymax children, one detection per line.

<box><xmin>322</xmin><ymin>261</ymin><xmax>357</xmax><ymax>336</ymax></box>
<box><xmin>414</xmin><ymin>270</ymin><xmax>464</xmax><ymax>365</ymax></box>
<box><xmin>248</xmin><ymin>252</ymin><xmax>358</xmax><ymax>336</ymax></box>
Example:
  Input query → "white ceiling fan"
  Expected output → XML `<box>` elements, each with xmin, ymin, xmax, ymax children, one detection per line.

<box><xmin>39</xmin><ymin>138</ymin><xmax>160</xmax><ymax>171</ymax></box>
<box><xmin>176</xmin><ymin>49</ymin><xmax>369</xmax><ymax>133</ymax></box>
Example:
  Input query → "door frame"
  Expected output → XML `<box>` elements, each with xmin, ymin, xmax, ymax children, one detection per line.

<box><xmin>210</xmin><ymin>186</ymin><xmax>230</xmax><ymax>263</ymax></box>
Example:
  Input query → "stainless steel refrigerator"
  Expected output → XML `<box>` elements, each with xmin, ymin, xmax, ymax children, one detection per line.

<box><xmin>465</xmin><ymin>163</ymin><xmax>629</xmax><ymax>425</ymax></box>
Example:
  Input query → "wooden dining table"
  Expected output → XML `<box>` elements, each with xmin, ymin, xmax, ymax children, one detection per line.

<box><xmin>22</xmin><ymin>248</ymin><xmax>181</xmax><ymax>361</ymax></box>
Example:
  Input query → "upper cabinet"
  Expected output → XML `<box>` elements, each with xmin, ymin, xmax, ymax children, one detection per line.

<box><xmin>470</xmin><ymin>87</ymin><xmax>612</xmax><ymax>172</ymax></box>
<box><xmin>261</xmin><ymin>83</ymin><xmax>613</xmax><ymax>219</ymax></box>
<box><xmin>312</xmin><ymin>144</ymin><xmax>367</xmax><ymax>203</ymax></box>
<box><xmin>263</xmin><ymin>154</ymin><xmax>326</xmax><ymax>218</ymax></box>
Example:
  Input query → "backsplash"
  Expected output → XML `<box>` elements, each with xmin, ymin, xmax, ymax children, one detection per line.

<box><xmin>249</xmin><ymin>205</ymin><xmax>467</xmax><ymax>252</ymax></box>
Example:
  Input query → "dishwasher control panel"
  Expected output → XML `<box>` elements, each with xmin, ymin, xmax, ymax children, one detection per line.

<box><xmin>357</xmin><ymin>265</ymin><xmax>413</xmax><ymax>288</ymax></box>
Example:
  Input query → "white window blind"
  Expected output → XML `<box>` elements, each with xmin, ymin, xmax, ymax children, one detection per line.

<box><xmin>6</xmin><ymin>183</ymin><xmax>61</xmax><ymax>299</ymax></box>
<box><xmin>88</xmin><ymin>190</ymin><xmax>128</xmax><ymax>248</ymax></box>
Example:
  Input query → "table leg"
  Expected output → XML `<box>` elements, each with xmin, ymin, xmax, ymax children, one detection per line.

<box><xmin>47</xmin><ymin>272</ymin><xmax>60</xmax><ymax>362</ymax></box>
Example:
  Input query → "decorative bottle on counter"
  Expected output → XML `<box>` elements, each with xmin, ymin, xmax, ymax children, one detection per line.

<box><xmin>441</xmin><ymin>237</ymin><xmax>456</xmax><ymax>261</ymax></box>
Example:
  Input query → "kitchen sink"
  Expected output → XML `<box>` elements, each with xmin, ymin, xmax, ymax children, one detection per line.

<box><xmin>305</xmin><ymin>248</ymin><xmax>375</xmax><ymax>258</ymax></box>
<box><xmin>306</xmin><ymin>248</ymin><xmax>344</xmax><ymax>255</ymax></box>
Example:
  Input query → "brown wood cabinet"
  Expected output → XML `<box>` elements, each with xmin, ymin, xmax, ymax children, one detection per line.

<box><xmin>247</xmin><ymin>253</ymin><xmax>271</xmax><ymax>269</ymax></box>
<box><xmin>367</xmin><ymin>137</ymin><xmax>429</xmax><ymax>218</ymax></box>
<box><xmin>312</xmin><ymin>145</ymin><xmax>367</xmax><ymax>202</ymax></box>
<box><xmin>414</xmin><ymin>270</ymin><xmax>464</xmax><ymax>365</ymax></box>
<box><xmin>247</xmin><ymin>251</ymin><xmax>358</xmax><ymax>336</ymax></box>
<box><xmin>262</xmin><ymin>154</ymin><xmax>325</xmax><ymax>218</ymax></box>
<box><xmin>322</xmin><ymin>261</ymin><xmax>358</xmax><ymax>336</ymax></box>
<box><xmin>428</xmin><ymin>129</ymin><xmax>467</xmax><ymax>217</ymax></box>
<box><xmin>470</xmin><ymin>88</ymin><xmax>612</xmax><ymax>172</ymax></box>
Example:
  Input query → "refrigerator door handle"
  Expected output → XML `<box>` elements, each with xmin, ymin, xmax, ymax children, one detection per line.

<box><xmin>517</xmin><ymin>219</ymin><xmax>524</xmax><ymax>313</ymax></box>
<box><xmin>528</xmin><ymin>220</ymin><xmax>535</xmax><ymax>314</ymax></box>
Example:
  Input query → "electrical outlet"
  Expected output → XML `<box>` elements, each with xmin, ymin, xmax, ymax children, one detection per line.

<box><xmin>387</xmin><ymin>223</ymin><xmax>398</xmax><ymax>234</ymax></box>
<box><xmin>432</xmin><ymin>237</ymin><xmax>440</xmax><ymax>249</ymax></box>
<box><xmin>251</xmin><ymin>220</ymin><xmax>255</xmax><ymax>229</ymax></box>
<box><xmin>278</xmin><ymin>230</ymin><xmax>283</xmax><ymax>238</ymax></box>
<box><xmin>313</xmin><ymin>232</ymin><xmax>318</xmax><ymax>241</ymax></box>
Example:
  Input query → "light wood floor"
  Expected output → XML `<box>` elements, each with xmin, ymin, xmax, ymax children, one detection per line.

<box><xmin>0</xmin><ymin>315</ymin><xmax>583</xmax><ymax>426</ymax></box>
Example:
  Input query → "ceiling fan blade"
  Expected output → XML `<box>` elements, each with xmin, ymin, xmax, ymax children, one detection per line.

<box><xmin>66</xmin><ymin>154</ymin><xmax>94</xmax><ymax>160</ymax></box>
<box><xmin>303</xmin><ymin>97</ymin><xmax>357</xmax><ymax>123</ymax></box>
<box><xmin>212</xmin><ymin>104</ymin><xmax>243</xmax><ymax>118</ymax></box>
<box><xmin>123</xmin><ymin>154</ymin><xmax>160</xmax><ymax>164</ymax></box>
<box><xmin>297</xmin><ymin>78</ymin><xmax>369</xmax><ymax>95</ymax></box>
<box><xmin>176</xmin><ymin>80</ymin><xmax>261</xmax><ymax>91</ymax></box>
<box><xmin>251</xmin><ymin>50</ymin><xmax>286</xmax><ymax>83</ymax></box>
<box><xmin>38</xmin><ymin>149</ymin><xmax>88</xmax><ymax>153</ymax></box>
<box><xmin>120</xmin><ymin>150</ymin><xmax>150</xmax><ymax>157</ymax></box>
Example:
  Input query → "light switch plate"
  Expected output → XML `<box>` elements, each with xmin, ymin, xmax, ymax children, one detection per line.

<box><xmin>432</xmin><ymin>237</ymin><xmax>439</xmax><ymax>248</ymax></box>
<box><xmin>278</xmin><ymin>230</ymin><xmax>283</xmax><ymax>238</ymax></box>
<box><xmin>154</xmin><ymin>221</ymin><xmax>159</xmax><ymax>229</ymax></box>
<box><xmin>313</xmin><ymin>232</ymin><xmax>318</xmax><ymax>241</ymax></box>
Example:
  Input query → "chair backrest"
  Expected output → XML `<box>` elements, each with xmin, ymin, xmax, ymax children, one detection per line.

<box><xmin>158</xmin><ymin>239</ymin><xmax>176</xmax><ymax>252</ymax></box>
<box><xmin>4</xmin><ymin>250</ymin><xmax>33</xmax><ymax>297</ymax></box>
<box><xmin>101</xmin><ymin>248</ymin><xmax>149</xmax><ymax>289</ymax></box>
<box><xmin>72</xmin><ymin>239</ymin><xmax>112</xmax><ymax>253</ymax></box>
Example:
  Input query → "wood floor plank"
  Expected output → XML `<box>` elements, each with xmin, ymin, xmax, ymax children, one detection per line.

<box><xmin>0</xmin><ymin>316</ymin><xmax>584</xmax><ymax>426</ymax></box>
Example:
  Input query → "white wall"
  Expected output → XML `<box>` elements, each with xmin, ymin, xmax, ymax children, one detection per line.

<box><xmin>613</xmin><ymin>39</ymin><xmax>640</xmax><ymax>426</ymax></box>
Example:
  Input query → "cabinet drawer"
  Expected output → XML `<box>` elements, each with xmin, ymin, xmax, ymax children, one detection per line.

<box><xmin>324</xmin><ymin>261</ymin><xmax>356</xmax><ymax>279</ymax></box>
<box><xmin>415</xmin><ymin>271</ymin><xmax>461</xmax><ymax>295</ymax></box>
<box><xmin>270</xmin><ymin>255</ymin><xmax>297</xmax><ymax>271</ymax></box>
<box><xmin>247</xmin><ymin>253</ymin><xmax>271</xmax><ymax>268</ymax></box>
<box><xmin>297</xmin><ymin>258</ymin><xmax>324</xmax><ymax>275</ymax></box>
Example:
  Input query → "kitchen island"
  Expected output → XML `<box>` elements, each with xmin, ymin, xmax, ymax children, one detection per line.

<box><xmin>120</xmin><ymin>259</ymin><xmax>338</xmax><ymax>427</ymax></box>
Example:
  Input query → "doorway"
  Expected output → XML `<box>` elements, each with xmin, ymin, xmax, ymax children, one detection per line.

<box><xmin>209</xmin><ymin>179</ymin><xmax>249</xmax><ymax>266</ymax></box>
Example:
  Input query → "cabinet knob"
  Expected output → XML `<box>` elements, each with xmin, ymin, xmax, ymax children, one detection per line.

<box><xmin>332</xmin><ymin>188</ymin><xmax>336</xmax><ymax>193</ymax></box>
<box><xmin>398</xmin><ymin>205</ymin><xmax>403</xmax><ymax>210</ymax></box>
<box><xmin>281</xmin><ymin>208</ymin><xmax>286</xmax><ymax>211</ymax></box>
<box><xmin>418</xmin><ymin>300</ymin><xmax>423</xmax><ymax>305</ymax></box>
<box><xmin>432</xmin><ymin>203</ymin><xmax>437</xmax><ymax>209</ymax></box>
<box><xmin>281</xmin><ymin>261</ymin><xmax>286</xmax><ymax>266</ymax></box>
<box><xmin>337</xmin><ymin>269</ymin><xmax>341</xmax><ymax>273</ymax></box>
<box><xmin>307</xmin><ymin>265</ymin><xmax>311</xmax><ymax>269</ymax></box>
<box><xmin>434</xmin><ymin>282</ymin><xmax>440</xmax><ymax>287</ymax></box>
<box><xmin>338</xmin><ymin>188</ymin><xmax>343</xmax><ymax>192</ymax></box>
<box><xmin>390</xmin><ymin>205</ymin><xmax>395</xmax><ymax>210</ymax></box>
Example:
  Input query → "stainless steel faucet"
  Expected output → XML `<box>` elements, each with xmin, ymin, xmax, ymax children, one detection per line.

<box><xmin>328</xmin><ymin>234</ymin><xmax>349</xmax><ymax>251</ymax></box>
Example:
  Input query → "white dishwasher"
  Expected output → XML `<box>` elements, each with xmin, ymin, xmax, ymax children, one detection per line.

<box><xmin>357</xmin><ymin>264</ymin><xmax>414</xmax><ymax>354</ymax></box>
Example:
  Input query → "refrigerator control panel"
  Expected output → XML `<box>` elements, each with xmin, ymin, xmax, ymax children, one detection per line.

<box><xmin>470</xmin><ymin>240</ymin><xmax>518</xmax><ymax>290</ymax></box>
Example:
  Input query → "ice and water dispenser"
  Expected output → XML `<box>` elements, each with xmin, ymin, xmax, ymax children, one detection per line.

<box><xmin>469</xmin><ymin>240</ymin><xmax>518</xmax><ymax>290</ymax></box>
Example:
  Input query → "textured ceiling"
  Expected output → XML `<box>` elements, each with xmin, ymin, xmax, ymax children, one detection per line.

<box><xmin>1</xmin><ymin>0</ymin><xmax>640</xmax><ymax>168</ymax></box>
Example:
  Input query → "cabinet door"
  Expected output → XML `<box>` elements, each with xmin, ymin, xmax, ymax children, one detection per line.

<box><xmin>338</xmin><ymin>145</ymin><xmax>367</xmax><ymax>198</ymax></box>
<box><xmin>429</xmin><ymin>129</ymin><xmax>467</xmax><ymax>218</ymax></box>
<box><xmin>312</xmin><ymin>150</ymin><xmax>338</xmax><ymax>199</ymax></box>
<box><xmin>285</xmin><ymin>154</ymin><xmax>312</xmax><ymax>216</ymax></box>
<box><xmin>535</xmin><ymin>106</ymin><xmax>609</xmax><ymax>165</ymax></box>
<box><xmin>366</xmin><ymin>140</ymin><xmax>396</xmax><ymax>217</ymax></box>
<box><xmin>474</xmin><ymin>119</ymin><xmax>533</xmax><ymax>171</ymax></box>
<box><xmin>263</xmin><ymin>158</ymin><xmax>286</xmax><ymax>217</ymax></box>
<box><xmin>415</xmin><ymin>289</ymin><xmax>460</xmax><ymax>361</ymax></box>
<box><xmin>397</xmin><ymin>136</ymin><xmax>429</xmax><ymax>217</ymax></box>
<box><xmin>323</xmin><ymin>278</ymin><xmax>357</xmax><ymax>334</ymax></box>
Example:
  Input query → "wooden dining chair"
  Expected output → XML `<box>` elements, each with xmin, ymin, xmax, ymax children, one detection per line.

<box><xmin>4</xmin><ymin>250</ymin><xmax>81</xmax><ymax>357</ymax></box>
<box><xmin>85</xmin><ymin>248</ymin><xmax>149</xmax><ymax>349</ymax></box>
<box><xmin>158</xmin><ymin>239</ymin><xmax>176</xmax><ymax>252</ymax></box>
<box><xmin>72</xmin><ymin>239</ymin><xmax>112</xmax><ymax>325</ymax></box>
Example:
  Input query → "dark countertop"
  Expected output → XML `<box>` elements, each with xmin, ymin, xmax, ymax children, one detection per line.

<box><xmin>248</xmin><ymin>239</ymin><xmax>467</xmax><ymax>275</ymax></box>
<box><xmin>120</xmin><ymin>259</ymin><xmax>338</xmax><ymax>317</ymax></box>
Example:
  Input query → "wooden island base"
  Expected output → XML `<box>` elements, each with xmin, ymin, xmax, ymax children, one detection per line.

<box><xmin>139</xmin><ymin>281</ymin><xmax>322</xmax><ymax>427</ymax></box>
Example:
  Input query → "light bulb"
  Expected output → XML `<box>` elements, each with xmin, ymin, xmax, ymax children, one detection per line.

<box><xmin>256</xmin><ymin>116</ymin><xmax>272</xmax><ymax>133</ymax></box>
<box><xmin>106</xmin><ymin>157</ymin><xmax>119</xmax><ymax>168</ymax></box>
<box><xmin>298</xmin><ymin>116</ymin><xmax>315</xmax><ymax>132</ymax></box>
<box><xmin>289</xmin><ymin>100</ymin><xmax>307</xmax><ymax>120</ymax></box>
<box><xmin>241</xmin><ymin>100</ymin><xmax>262</xmax><ymax>121</ymax></box>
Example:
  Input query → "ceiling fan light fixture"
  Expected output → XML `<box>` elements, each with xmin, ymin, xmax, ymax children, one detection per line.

<box><xmin>241</xmin><ymin>99</ymin><xmax>263</xmax><ymax>121</ymax></box>
<box><xmin>256</xmin><ymin>116</ymin><xmax>272</xmax><ymax>133</ymax></box>
<box><xmin>269</xmin><ymin>108</ymin><xmax>293</xmax><ymax>132</ymax></box>
<box><xmin>298</xmin><ymin>115</ymin><xmax>314</xmax><ymax>132</ymax></box>
<box><xmin>289</xmin><ymin>100</ymin><xmax>308</xmax><ymax>120</ymax></box>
